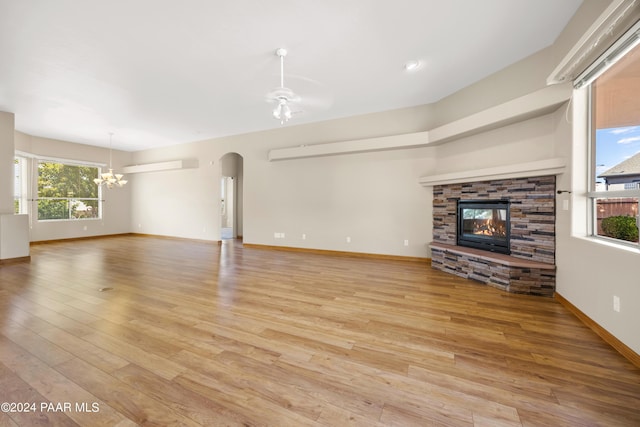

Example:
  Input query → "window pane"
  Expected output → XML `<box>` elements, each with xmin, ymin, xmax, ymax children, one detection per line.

<box><xmin>37</xmin><ymin>161</ymin><xmax>100</xmax><ymax>221</ymax></box>
<box><xmin>595</xmin><ymin>198</ymin><xmax>639</xmax><ymax>243</ymax></box>
<box><xmin>593</xmin><ymin>42</ymin><xmax>640</xmax><ymax>192</ymax></box>
<box><xmin>38</xmin><ymin>199</ymin><xmax>70</xmax><ymax>220</ymax></box>
<box><xmin>14</xmin><ymin>157</ymin><xmax>21</xmax><ymax>214</ymax></box>
<box><xmin>72</xmin><ymin>199</ymin><xmax>99</xmax><ymax>219</ymax></box>
<box><xmin>38</xmin><ymin>162</ymin><xmax>99</xmax><ymax>198</ymax></box>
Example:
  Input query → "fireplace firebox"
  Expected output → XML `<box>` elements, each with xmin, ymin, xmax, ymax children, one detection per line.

<box><xmin>457</xmin><ymin>200</ymin><xmax>510</xmax><ymax>254</ymax></box>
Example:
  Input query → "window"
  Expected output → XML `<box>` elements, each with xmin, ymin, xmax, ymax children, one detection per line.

<box><xmin>624</xmin><ymin>182</ymin><xmax>640</xmax><ymax>190</ymax></box>
<box><xmin>37</xmin><ymin>161</ymin><xmax>101</xmax><ymax>220</ymax></box>
<box><xmin>14</xmin><ymin>157</ymin><xmax>24</xmax><ymax>214</ymax></box>
<box><xmin>584</xmin><ymin>22</ymin><xmax>640</xmax><ymax>245</ymax></box>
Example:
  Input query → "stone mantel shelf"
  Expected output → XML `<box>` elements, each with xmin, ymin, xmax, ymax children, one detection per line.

<box><xmin>419</xmin><ymin>158</ymin><xmax>566</xmax><ymax>187</ymax></box>
<box><xmin>429</xmin><ymin>242</ymin><xmax>556</xmax><ymax>270</ymax></box>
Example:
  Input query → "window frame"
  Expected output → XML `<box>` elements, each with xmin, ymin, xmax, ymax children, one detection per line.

<box><xmin>13</xmin><ymin>156</ymin><xmax>27</xmax><ymax>214</ymax></box>
<box><xmin>581</xmin><ymin>21</ymin><xmax>640</xmax><ymax>247</ymax></box>
<box><xmin>36</xmin><ymin>158</ymin><xmax>103</xmax><ymax>222</ymax></box>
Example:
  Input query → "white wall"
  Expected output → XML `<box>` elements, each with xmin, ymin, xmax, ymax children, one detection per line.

<box><xmin>245</xmin><ymin>146</ymin><xmax>436</xmax><ymax>256</ymax></box>
<box><xmin>128</xmin><ymin>99</ymin><xmax>559</xmax><ymax>259</ymax></box>
<box><xmin>552</xmin><ymin>1</ymin><xmax>640</xmax><ymax>355</ymax></box>
<box><xmin>0</xmin><ymin>112</ymin><xmax>15</xmax><ymax>213</ymax></box>
<box><xmin>15</xmin><ymin>132</ymin><xmax>132</xmax><ymax>241</ymax></box>
<box><xmin>554</xmin><ymin>88</ymin><xmax>640</xmax><ymax>354</ymax></box>
<box><xmin>0</xmin><ymin>111</ymin><xmax>30</xmax><ymax>260</ymax></box>
<box><xmin>433</xmin><ymin>113</ymin><xmax>559</xmax><ymax>174</ymax></box>
<box><xmin>128</xmin><ymin>108</ymin><xmax>439</xmax><ymax>256</ymax></box>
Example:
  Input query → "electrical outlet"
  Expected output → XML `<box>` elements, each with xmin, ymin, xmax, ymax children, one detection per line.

<box><xmin>404</xmin><ymin>239</ymin><xmax>409</xmax><ymax>246</ymax></box>
<box><xmin>613</xmin><ymin>295</ymin><xmax>621</xmax><ymax>312</ymax></box>
<box><xmin>346</xmin><ymin>236</ymin><xmax>351</xmax><ymax>243</ymax></box>
<box><xmin>302</xmin><ymin>233</ymin><xmax>306</xmax><ymax>240</ymax></box>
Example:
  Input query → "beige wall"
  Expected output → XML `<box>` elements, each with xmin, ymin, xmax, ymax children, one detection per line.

<box><xmin>0</xmin><ymin>112</ymin><xmax>15</xmax><ymax>214</ymax></box>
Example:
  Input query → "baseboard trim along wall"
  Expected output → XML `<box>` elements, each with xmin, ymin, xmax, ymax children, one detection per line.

<box><xmin>30</xmin><ymin>233</ymin><xmax>220</xmax><ymax>245</ymax></box>
<box><xmin>0</xmin><ymin>255</ymin><xmax>31</xmax><ymax>264</ymax></box>
<box><xmin>555</xmin><ymin>292</ymin><xmax>640</xmax><ymax>368</ymax></box>
<box><xmin>28</xmin><ymin>234</ymin><xmax>431</xmax><ymax>263</ymax></box>
<box><xmin>242</xmin><ymin>243</ymin><xmax>430</xmax><ymax>263</ymax></box>
<box><xmin>30</xmin><ymin>233</ymin><xmax>134</xmax><ymax>245</ymax></box>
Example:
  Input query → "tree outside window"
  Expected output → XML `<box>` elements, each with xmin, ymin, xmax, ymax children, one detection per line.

<box><xmin>38</xmin><ymin>161</ymin><xmax>101</xmax><ymax>220</ymax></box>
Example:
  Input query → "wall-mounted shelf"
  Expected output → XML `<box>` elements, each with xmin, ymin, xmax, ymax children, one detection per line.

<box><xmin>268</xmin><ymin>131</ymin><xmax>429</xmax><ymax>161</ymax></box>
<box><xmin>122</xmin><ymin>159</ymin><xmax>198</xmax><ymax>174</ymax></box>
<box><xmin>418</xmin><ymin>158</ymin><xmax>566</xmax><ymax>186</ymax></box>
<box><xmin>268</xmin><ymin>84</ymin><xmax>572</xmax><ymax>161</ymax></box>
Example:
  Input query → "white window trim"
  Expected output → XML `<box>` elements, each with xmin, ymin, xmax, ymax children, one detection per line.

<box><xmin>35</xmin><ymin>157</ymin><xmax>104</xmax><ymax>222</ymax></box>
<box><xmin>16</xmin><ymin>150</ymin><xmax>106</xmax><ymax>168</ymax></box>
<box><xmin>576</xmin><ymin>21</ymin><xmax>640</xmax><ymax>248</ymax></box>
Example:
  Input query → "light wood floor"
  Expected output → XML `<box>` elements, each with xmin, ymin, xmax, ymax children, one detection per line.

<box><xmin>1</xmin><ymin>235</ymin><xmax>639</xmax><ymax>426</ymax></box>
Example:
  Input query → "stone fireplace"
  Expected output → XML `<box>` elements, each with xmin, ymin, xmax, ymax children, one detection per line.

<box><xmin>430</xmin><ymin>175</ymin><xmax>556</xmax><ymax>296</ymax></box>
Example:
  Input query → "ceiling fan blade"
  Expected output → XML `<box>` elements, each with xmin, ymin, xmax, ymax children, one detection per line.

<box><xmin>284</xmin><ymin>74</ymin><xmax>333</xmax><ymax>110</ymax></box>
<box><xmin>265</xmin><ymin>86</ymin><xmax>301</xmax><ymax>104</ymax></box>
<box><xmin>297</xmin><ymin>94</ymin><xmax>334</xmax><ymax>110</ymax></box>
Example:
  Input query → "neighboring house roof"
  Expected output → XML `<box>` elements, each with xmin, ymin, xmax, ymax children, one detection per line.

<box><xmin>599</xmin><ymin>151</ymin><xmax>640</xmax><ymax>178</ymax></box>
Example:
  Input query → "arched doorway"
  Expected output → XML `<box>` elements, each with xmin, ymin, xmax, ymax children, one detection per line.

<box><xmin>220</xmin><ymin>152</ymin><xmax>244</xmax><ymax>240</ymax></box>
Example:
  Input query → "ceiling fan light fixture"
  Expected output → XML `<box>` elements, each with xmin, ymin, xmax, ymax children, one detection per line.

<box><xmin>266</xmin><ymin>47</ymin><xmax>329</xmax><ymax>123</ymax></box>
<box><xmin>282</xmin><ymin>101</ymin><xmax>292</xmax><ymax>119</ymax></box>
<box><xmin>273</xmin><ymin>99</ymin><xmax>292</xmax><ymax>124</ymax></box>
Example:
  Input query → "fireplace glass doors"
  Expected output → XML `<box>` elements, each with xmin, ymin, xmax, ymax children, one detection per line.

<box><xmin>457</xmin><ymin>200</ymin><xmax>510</xmax><ymax>254</ymax></box>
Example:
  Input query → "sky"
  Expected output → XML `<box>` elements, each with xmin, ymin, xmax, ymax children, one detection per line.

<box><xmin>595</xmin><ymin>125</ymin><xmax>640</xmax><ymax>182</ymax></box>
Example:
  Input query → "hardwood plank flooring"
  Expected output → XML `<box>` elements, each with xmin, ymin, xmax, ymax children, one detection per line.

<box><xmin>0</xmin><ymin>235</ymin><xmax>639</xmax><ymax>426</ymax></box>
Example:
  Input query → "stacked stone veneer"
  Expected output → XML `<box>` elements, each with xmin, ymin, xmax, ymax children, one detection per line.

<box><xmin>431</xmin><ymin>175</ymin><xmax>556</xmax><ymax>296</ymax></box>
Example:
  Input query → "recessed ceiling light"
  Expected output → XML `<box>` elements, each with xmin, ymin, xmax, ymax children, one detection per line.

<box><xmin>404</xmin><ymin>60</ymin><xmax>421</xmax><ymax>71</ymax></box>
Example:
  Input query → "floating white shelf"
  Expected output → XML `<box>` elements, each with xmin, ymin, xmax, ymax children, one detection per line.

<box><xmin>122</xmin><ymin>159</ymin><xmax>198</xmax><ymax>174</ymax></box>
<box><xmin>418</xmin><ymin>158</ymin><xmax>566</xmax><ymax>186</ymax></box>
<box><xmin>268</xmin><ymin>131</ymin><xmax>429</xmax><ymax>161</ymax></box>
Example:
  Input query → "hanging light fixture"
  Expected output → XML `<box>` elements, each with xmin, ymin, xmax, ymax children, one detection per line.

<box><xmin>273</xmin><ymin>98</ymin><xmax>292</xmax><ymax>123</ymax></box>
<box><xmin>94</xmin><ymin>132</ymin><xmax>127</xmax><ymax>189</ymax></box>
<box><xmin>272</xmin><ymin>48</ymin><xmax>294</xmax><ymax>124</ymax></box>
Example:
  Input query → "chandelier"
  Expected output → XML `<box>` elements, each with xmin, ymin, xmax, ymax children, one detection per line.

<box><xmin>94</xmin><ymin>133</ymin><xmax>127</xmax><ymax>188</ymax></box>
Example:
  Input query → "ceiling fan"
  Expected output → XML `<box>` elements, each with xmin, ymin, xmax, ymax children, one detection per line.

<box><xmin>265</xmin><ymin>48</ymin><xmax>331</xmax><ymax>124</ymax></box>
<box><xmin>267</xmin><ymin>48</ymin><xmax>297</xmax><ymax>124</ymax></box>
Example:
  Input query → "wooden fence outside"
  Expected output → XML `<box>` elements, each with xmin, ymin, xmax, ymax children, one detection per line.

<box><xmin>595</xmin><ymin>198</ymin><xmax>638</xmax><ymax>239</ymax></box>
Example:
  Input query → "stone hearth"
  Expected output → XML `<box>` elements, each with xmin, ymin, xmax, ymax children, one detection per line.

<box><xmin>430</xmin><ymin>175</ymin><xmax>556</xmax><ymax>296</ymax></box>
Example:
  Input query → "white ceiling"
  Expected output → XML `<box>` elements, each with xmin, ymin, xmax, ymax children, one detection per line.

<box><xmin>0</xmin><ymin>0</ymin><xmax>583</xmax><ymax>151</ymax></box>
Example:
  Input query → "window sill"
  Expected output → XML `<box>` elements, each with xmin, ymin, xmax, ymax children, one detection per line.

<box><xmin>38</xmin><ymin>218</ymin><xmax>102</xmax><ymax>223</ymax></box>
<box><xmin>575</xmin><ymin>235</ymin><xmax>640</xmax><ymax>255</ymax></box>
